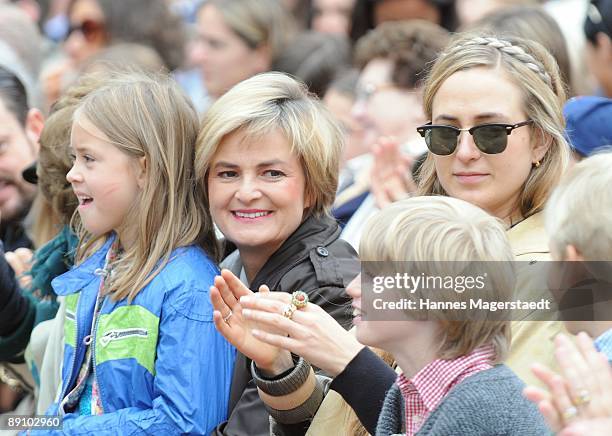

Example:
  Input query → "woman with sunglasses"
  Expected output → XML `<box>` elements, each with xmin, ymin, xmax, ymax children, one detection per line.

<box><xmin>414</xmin><ymin>32</ymin><xmax>571</xmax><ymax>388</ymax></box>
<box><xmin>42</xmin><ymin>0</ymin><xmax>185</xmax><ymax>106</ymax></box>
<box><xmin>210</xmin><ymin>31</ymin><xmax>572</xmax><ymax>435</ymax></box>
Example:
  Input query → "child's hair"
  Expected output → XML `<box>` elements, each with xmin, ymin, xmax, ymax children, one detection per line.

<box><xmin>360</xmin><ymin>196</ymin><xmax>515</xmax><ymax>363</ymax></box>
<box><xmin>546</xmin><ymin>152</ymin><xmax>612</xmax><ymax>261</ymax></box>
<box><xmin>73</xmin><ymin>71</ymin><xmax>218</xmax><ymax>302</ymax></box>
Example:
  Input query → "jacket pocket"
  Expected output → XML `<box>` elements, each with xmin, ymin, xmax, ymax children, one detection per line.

<box><xmin>95</xmin><ymin>305</ymin><xmax>159</xmax><ymax>375</ymax></box>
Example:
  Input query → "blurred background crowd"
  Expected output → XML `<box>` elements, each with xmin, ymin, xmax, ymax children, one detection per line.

<box><xmin>2</xmin><ymin>0</ymin><xmax>612</xmax><ymax>433</ymax></box>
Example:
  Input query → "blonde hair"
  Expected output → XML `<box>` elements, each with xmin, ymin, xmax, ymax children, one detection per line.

<box><xmin>74</xmin><ymin>71</ymin><xmax>218</xmax><ymax>302</ymax></box>
<box><xmin>195</xmin><ymin>72</ymin><xmax>344</xmax><ymax>217</ymax></box>
<box><xmin>206</xmin><ymin>0</ymin><xmax>295</xmax><ymax>61</ymax></box>
<box><xmin>360</xmin><ymin>196</ymin><xmax>515</xmax><ymax>362</ymax></box>
<box><xmin>417</xmin><ymin>33</ymin><xmax>571</xmax><ymax>219</ymax></box>
<box><xmin>546</xmin><ymin>151</ymin><xmax>612</xmax><ymax>261</ymax></box>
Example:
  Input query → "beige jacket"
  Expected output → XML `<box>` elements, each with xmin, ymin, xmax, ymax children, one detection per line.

<box><xmin>506</xmin><ymin>212</ymin><xmax>566</xmax><ymax>387</ymax></box>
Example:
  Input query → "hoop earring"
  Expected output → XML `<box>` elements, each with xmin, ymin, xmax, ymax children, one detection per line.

<box><xmin>534</xmin><ymin>160</ymin><xmax>541</xmax><ymax>168</ymax></box>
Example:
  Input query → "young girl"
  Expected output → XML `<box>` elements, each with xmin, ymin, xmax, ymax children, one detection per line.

<box><xmin>41</xmin><ymin>72</ymin><xmax>235</xmax><ymax>434</ymax></box>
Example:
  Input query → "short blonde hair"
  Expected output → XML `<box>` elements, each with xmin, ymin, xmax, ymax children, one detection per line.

<box><xmin>195</xmin><ymin>72</ymin><xmax>344</xmax><ymax>217</ymax></box>
<box><xmin>417</xmin><ymin>33</ymin><xmax>571</xmax><ymax>218</ymax></box>
<box><xmin>546</xmin><ymin>151</ymin><xmax>612</xmax><ymax>261</ymax></box>
<box><xmin>74</xmin><ymin>71</ymin><xmax>218</xmax><ymax>302</ymax></box>
<box><xmin>360</xmin><ymin>196</ymin><xmax>515</xmax><ymax>362</ymax></box>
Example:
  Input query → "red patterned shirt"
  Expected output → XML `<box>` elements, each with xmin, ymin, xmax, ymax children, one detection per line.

<box><xmin>396</xmin><ymin>345</ymin><xmax>495</xmax><ymax>435</ymax></box>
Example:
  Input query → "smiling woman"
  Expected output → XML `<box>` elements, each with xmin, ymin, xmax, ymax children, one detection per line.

<box><xmin>207</xmin><ymin>128</ymin><xmax>310</xmax><ymax>276</ymax></box>
<box><xmin>196</xmin><ymin>72</ymin><xmax>360</xmax><ymax>436</ymax></box>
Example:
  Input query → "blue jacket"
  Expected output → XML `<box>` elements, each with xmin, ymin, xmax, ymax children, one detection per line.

<box><xmin>39</xmin><ymin>238</ymin><xmax>235</xmax><ymax>435</ymax></box>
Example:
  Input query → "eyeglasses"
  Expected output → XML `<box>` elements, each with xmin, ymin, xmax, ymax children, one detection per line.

<box><xmin>355</xmin><ymin>83</ymin><xmax>400</xmax><ymax>103</ymax></box>
<box><xmin>65</xmin><ymin>19</ymin><xmax>106</xmax><ymax>42</ymax></box>
<box><xmin>416</xmin><ymin>120</ymin><xmax>533</xmax><ymax>155</ymax></box>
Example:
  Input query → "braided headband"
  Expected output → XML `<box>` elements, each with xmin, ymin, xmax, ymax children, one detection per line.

<box><xmin>452</xmin><ymin>36</ymin><xmax>552</xmax><ymax>88</ymax></box>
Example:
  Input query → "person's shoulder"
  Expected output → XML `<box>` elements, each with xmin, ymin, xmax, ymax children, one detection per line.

<box><xmin>324</xmin><ymin>232</ymin><xmax>359</xmax><ymax>260</ymax></box>
<box><xmin>151</xmin><ymin>246</ymin><xmax>220</xmax><ymax>321</ymax></box>
<box><xmin>424</xmin><ymin>365</ymin><xmax>548</xmax><ymax>435</ymax></box>
<box><xmin>280</xmin><ymin>238</ymin><xmax>358</xmax><ymax>293</ymax></box>
<box><xmin>302</xmin><ymin>218</ymin><xmax>359</xmax><ymax>278</ymax></box>
<box><xmin>444</xmin><ymin>365</ymin><xmax>528</xmax><ymax>401</ymax></box>
<box><xmin>159</xmin><ymin>245</ymin><xmax>219</xmax><ymax>283</ymax></box>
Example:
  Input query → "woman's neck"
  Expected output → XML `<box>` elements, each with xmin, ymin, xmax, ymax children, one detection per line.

<box><xmin>489</xmin><ymin>203</ymin><xmax>523</xmax><ymax>230</ymax></box>
<box><xmin>507</xmin><ymin>212</ymin><xmax>528</xmax><ymax>230</ymax></box>
<box><xmin>238</xmin><ymin>246</ymin><xmax>277</xmax><ymax>284</ymax></box>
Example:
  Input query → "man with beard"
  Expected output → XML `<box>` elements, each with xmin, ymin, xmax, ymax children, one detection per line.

<box><xmin>0</xmin><ymin>49</ymin><xmax>44</xmax><ymax>251</ymax></box>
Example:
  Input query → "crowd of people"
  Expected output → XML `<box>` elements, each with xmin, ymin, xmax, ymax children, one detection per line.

<box><xmin>1</xmin><ymin>0</ymin><xmax>612</xmax><ymax>435</ymax></box>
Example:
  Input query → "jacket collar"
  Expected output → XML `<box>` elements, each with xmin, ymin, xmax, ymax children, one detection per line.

<box><xmin>52</xmin><ymin>235</ymin><xmax>115</xmax><ymax>296</ymax></box>
<box><xmin>506</xmin><ymin>212</ymin><xmax>549</xmax><ymax>257</ymax></box>
<box><xmin>249</xmin><ymin>214</ymin><xmax>340</xmax><ymax>290</ymax></box>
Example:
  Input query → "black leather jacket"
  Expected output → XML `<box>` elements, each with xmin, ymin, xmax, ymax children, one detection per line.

<box><xmin>212</xmin><ymin>215</ymin><xmax>359</xmax><ymax>436</ymax></box>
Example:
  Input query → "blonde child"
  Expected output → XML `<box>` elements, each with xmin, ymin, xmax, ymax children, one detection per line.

<box><xmin>524</xmin><ymin>152</ymin><xmax>612</xmax><ymax>434</ymax></box>
<box><xmin>40</xmin><ymin>72</ymin><xmax>235</xmax><ymax>434</ymax></box>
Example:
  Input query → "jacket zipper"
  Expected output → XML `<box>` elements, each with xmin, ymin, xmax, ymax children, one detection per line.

<box><xmin>92</xmin><ymin>299</ymin><xmax>105</xmax><ymax>412</ymax></box>
<box><xmin>58</xmin><ymin>292</ymin><xmax>81</xmax><ymax>416</ymax></box>
<box><xmin>99</xmin><ymin>329</ymin><xmax>148</xmax><ymax>347</ymax></box>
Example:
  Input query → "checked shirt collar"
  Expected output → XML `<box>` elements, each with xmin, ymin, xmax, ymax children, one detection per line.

<box><xmin>396</xmin><ymin>344</ymin><xmax>495</xmax><ymax>435</ymax></box>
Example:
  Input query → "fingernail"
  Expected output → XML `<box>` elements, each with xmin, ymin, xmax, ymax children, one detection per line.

<box><xmin>242</xmin><ymin>309</ymin><xmax>251</xmax><ymax>317</ymax></box>
<box><xmin>240</xmin><ymin>296</ymin><xmax>251</xmax><ymax>303</ymax></box>
<box><xmin>252</xmin><ymin>329</ymin><xmax>261</xmax><ymax>336</ymax></box>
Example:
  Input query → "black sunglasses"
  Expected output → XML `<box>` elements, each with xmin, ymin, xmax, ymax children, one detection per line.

<box><xmin>416</xmin><ymin>120</ymin><xmax>533</xmax><ymax>155</ymax></box>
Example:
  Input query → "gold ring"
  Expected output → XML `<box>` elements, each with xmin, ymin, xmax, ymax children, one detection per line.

<box><xmin>282</xmin><ymin>304</ymin><xmax>297</xmax><ymax>320</ymax></box>
<box><xmin>562</xmin><ymin>406</ymin><xmax>578</xmax><ymax>422</ymax></box>
<box><xmin>223</xmin><ymin>311</ymin><xmax>233</xmax><ymax>323</ymax></box>
<box><xmin>291</xmin><ymin>291</ymin><xmax>309</xmax><ymax>309</ymax></box>
<box><xmin>574</xmin><ymin>389</ymin><xmax>591</xmax><ymax>406</ymax></box>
